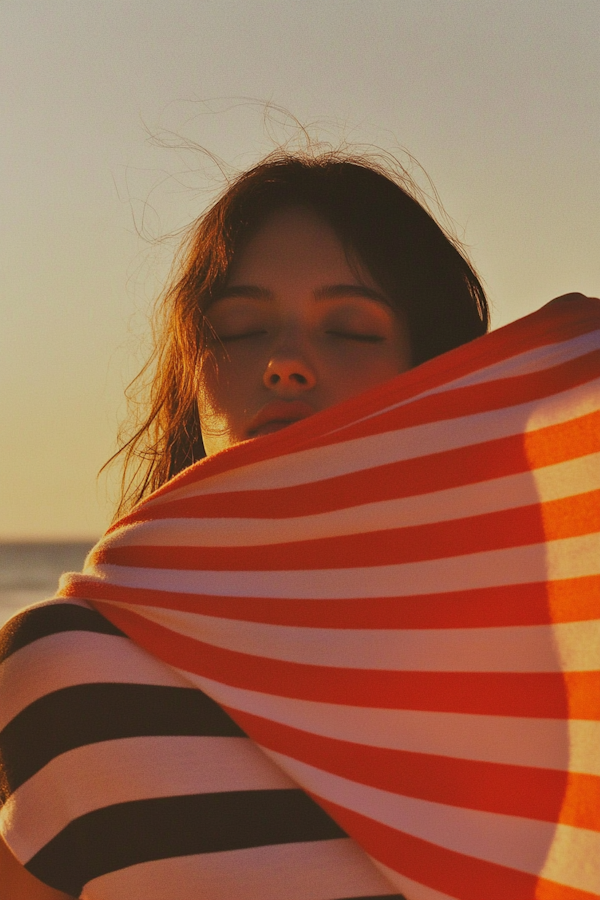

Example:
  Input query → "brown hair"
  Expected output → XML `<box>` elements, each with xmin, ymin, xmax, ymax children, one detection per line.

<box><xmin>109</xmin><ymin>150</ymin><xmax>489</xmax><ymax>516</ymax></box>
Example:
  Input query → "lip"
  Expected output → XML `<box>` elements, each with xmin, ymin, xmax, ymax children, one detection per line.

<box><xmin>247</xmin><ymin>400</ymin><xmax>316</xmax><ymax>437</ymax></box>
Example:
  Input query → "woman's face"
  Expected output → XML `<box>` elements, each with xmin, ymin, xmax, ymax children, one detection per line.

<box><xmin>198</xmin><ymin>206</ymin><xmax>411</xmax><ymax>456</ymax></box>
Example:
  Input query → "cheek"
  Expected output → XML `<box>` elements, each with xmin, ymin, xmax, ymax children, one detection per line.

<box><xmin>197</xmin><ymin>350</ymin><xmax>256</xmax><ymax>433</ymax></box>
<box><xmin>198</xmin><ymin>375</ymin><xmax>236</xmax><ymax>427</ymax></box>
<box><xmin>328</xmin><ymin>345</ymin><xmax>410</xmax><ymax>399</ymax></box>
<box><xmin>197</xmin><ymin>372</ymin><xmax>241</xmax><ymax>457</ymax></box>
<box><xmin>339</xmin><ymin>365</ymin><xmax>394</xmax><ymax>401</ymax></box>
<box><xmin>196</xmin><ymin>360</ymin><xmax>233</xmax><ymax>454</ymax></box>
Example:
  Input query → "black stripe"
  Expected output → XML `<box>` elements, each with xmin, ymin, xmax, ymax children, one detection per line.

<box><xmin>27</xmin><ymin>789</ymin><xmax>348</xmax><ymax>896</ymax></box>
<box><xmin>0</xmin><ymin>603</ymin><xmax>125</xmax><ymax>663</ymax></box>
<box><xmin>0</xmin><ymin>683</ymin><xmax>245</xmax><ymax>799</ymax></box>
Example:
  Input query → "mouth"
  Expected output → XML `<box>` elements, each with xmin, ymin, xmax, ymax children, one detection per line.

<box><xmin>247</xmin><ymin>400</ymin><xmax>316</xmax><ymax>437</ymax></box>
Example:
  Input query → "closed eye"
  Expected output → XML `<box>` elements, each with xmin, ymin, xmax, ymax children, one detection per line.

<box><xmin>327</xmin><ymin>331</ymin><xmax>385</xmax><ymax>343</ymax></box>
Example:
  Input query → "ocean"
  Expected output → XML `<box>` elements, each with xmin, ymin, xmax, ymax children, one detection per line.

<box><xmin>0</xmin><ymin>541</ymin><xmax>96</xmax><ymax>629</ymax></box>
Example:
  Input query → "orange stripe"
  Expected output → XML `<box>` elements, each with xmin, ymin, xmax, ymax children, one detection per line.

<box><xmin>541</xmin><ymin>490</ymin><xmax>600</xmax><ymax>541</ymax></box>
<box><xmin>535</xmin><ymin>876</ymin><xmax>600</xmax><ymax>900</ymax></box>
<box><xmin>525</xmin><ymin>409</ymin><xmax>600</xmax><ymax>470</ymax></box>
<box><xmin>547</xmin><ymin>575</ymin><xmax>600</xmax><ymax>625</ymax></box>
<box><xmin>565</xmin><ymin>671</ymin><xmax>600</xmax><ymax>719</ymax></box>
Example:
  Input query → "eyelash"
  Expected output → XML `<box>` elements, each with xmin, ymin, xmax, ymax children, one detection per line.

<box><xmin>327</xmin><ymin>331</ymin><xmax>384</xmax><ymax>343</ymax></box>
<box><xmin>218</xmin><ymin>331</ymin><xmax>384</xmax><ymax>344</ymax></box>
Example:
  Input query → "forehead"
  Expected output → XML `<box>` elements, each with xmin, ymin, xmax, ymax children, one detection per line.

<box><xmin>226</xmin><ymin>206</ymin><xmax>372</xmax><ymax>287</ymax></box>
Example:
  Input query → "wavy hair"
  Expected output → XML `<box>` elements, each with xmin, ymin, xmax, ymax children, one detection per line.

<box><xmin>107</xmin><ymin>150</ymin><xmax>489</xmax><ymax>517</ymax></box>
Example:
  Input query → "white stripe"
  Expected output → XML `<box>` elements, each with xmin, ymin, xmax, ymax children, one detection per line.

<box><xmin>142</xmin><ymin>374</ymin><xmax>600</xmax><ymax>502</ymax></box>
<box><xmin>0</xmin><ymin>630</ymin><xmax>188</xmax><ymax>731</ymax></box>
<box><xmin>114</xmin><ymin>604</ymin><xmax>600</xmax><ymax>673</ymax></box>
<box><xmin>82</xmin><ymin>838</ymin><xmax>399</xmax><ymax>900</ymax></box>
<box><xmin>0</xmin><ymin>736</ymin><xmax>293</xmax><ymax>861</ymax></box>
<box><xmin>182</xmin><ymin>675</ymin><xmax>600</xmax><ymax>776</ymax></box>
<box><xmin>264</xmin><ymin>750</ymin><xmax>600</xmax><ymax>894</ymax></box>
<box><xmin>104</xmin><ymin>451</ymin><xmax>600</xmax><ymax>547</ymax></box>
<box><xmin>84</xmin><ymin>531</ymin><xmax>600</xmax><ymax>599</ymax></box>
<box><xmin>413</xmin><ymin>328</ymin><xmax>600</xmax><ymax>392</ymax></box>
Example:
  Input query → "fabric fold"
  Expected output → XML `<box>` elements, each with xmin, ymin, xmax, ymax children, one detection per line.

<box><xmin>48</xmin><ymin>294</ymin><xmax>600</xmax><ymax>899</ymax></box>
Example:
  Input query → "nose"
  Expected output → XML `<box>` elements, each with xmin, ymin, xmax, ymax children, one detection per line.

<box><xmin>263</xmin><ymin>354</ymin><xmax>317</xmax><ymax>394</ymax></box>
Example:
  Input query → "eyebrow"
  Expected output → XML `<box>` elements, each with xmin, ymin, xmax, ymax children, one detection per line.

<box><xmin>216</xmin><ymin>284</ymin><xmax>391</xmax><ymax>306</ymax></box>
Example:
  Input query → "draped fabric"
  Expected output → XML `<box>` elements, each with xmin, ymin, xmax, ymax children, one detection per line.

<box><xmin>57</xmin><ymin>294</ymin><xmax>600</xmax><ymax>900</ymax></box>
<box><xmin>1</xmin><ymin>598</ymin><xmax>402</xmax><ymax>899</ymax></box>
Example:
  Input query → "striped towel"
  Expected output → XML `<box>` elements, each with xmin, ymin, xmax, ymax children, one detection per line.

<box><xmin>58</xmin><ymin>293</ymin><xmax>600</xmax><ymax>900</ymax></box>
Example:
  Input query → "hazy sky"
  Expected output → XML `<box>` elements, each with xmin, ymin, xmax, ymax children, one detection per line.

<box><xmin>1</xmin><ymin>0</ymin><xmax>598</xmax><ymax>539</ymax></box>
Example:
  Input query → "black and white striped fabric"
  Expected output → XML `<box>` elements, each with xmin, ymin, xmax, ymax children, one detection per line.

<box><xmin>0</xmin><ymin>598</ymin><xmax>404</xmax><ymax>899</ymax></box>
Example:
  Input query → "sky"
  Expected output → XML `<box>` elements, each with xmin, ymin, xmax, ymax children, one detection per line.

<box><xmin>1</xmin><ymin>0</ymin><xmax>598</xmax><ymax>540</ymax></box>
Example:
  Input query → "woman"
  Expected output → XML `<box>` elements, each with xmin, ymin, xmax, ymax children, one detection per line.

<box><xmin>0</xmin><ymin>151</ymin><xmax>488</xmax><ymax>900</ymax></box>
<box><xmin>5</xmin><ymin>152</ymin><xmax>598</xmax><ymax>899</ymax></box>
<box><xmin>112</xmin><ymin>153</ymin><xmax>489</xmax><ymax>512</ymax></box>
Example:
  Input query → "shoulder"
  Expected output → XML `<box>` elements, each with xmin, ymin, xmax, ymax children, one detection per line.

<box><xmin>0</xmin><ymin>599</ymin><xmax>191</xmax><ymax>746</ymax></box>
<box><xmin>0</xmin><ymin>601</ymin><xmax>390</xmax><ymax>899</ymax></box>
<box><xmin>0</xmin><ymin>596</ymin><xmax>182</xmax><ymax>689</ymax></box>
<box><xmin>0</xmin><ymin>599</ymin><xmax>126</xmax><ymax>699</ymax></box>
<box><xmin>0</xmin><ymin>599</ymin><xmax>244</xmax><ymax>896</ymax></box>
<box><xmin>0</xmin><ymin>599</ymin><xmax>237</xmax><ymax>795</ymax></box>
<box><xmin>0</xmin><ymin>598</ymin><xmax>125</xmax><ymax>664</ymax></box>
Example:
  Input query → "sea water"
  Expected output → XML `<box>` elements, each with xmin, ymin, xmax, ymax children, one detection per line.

<box><xmin>0</xmin><ymin>541</ymin><xmax>95</xmax><ymax>629</ymax></box>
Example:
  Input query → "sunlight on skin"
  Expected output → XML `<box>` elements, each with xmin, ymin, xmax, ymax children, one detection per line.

<box><xmin>198</xmin><ymin>206</ymin><xmax>412</xmax><ymax>456</ymax></box>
